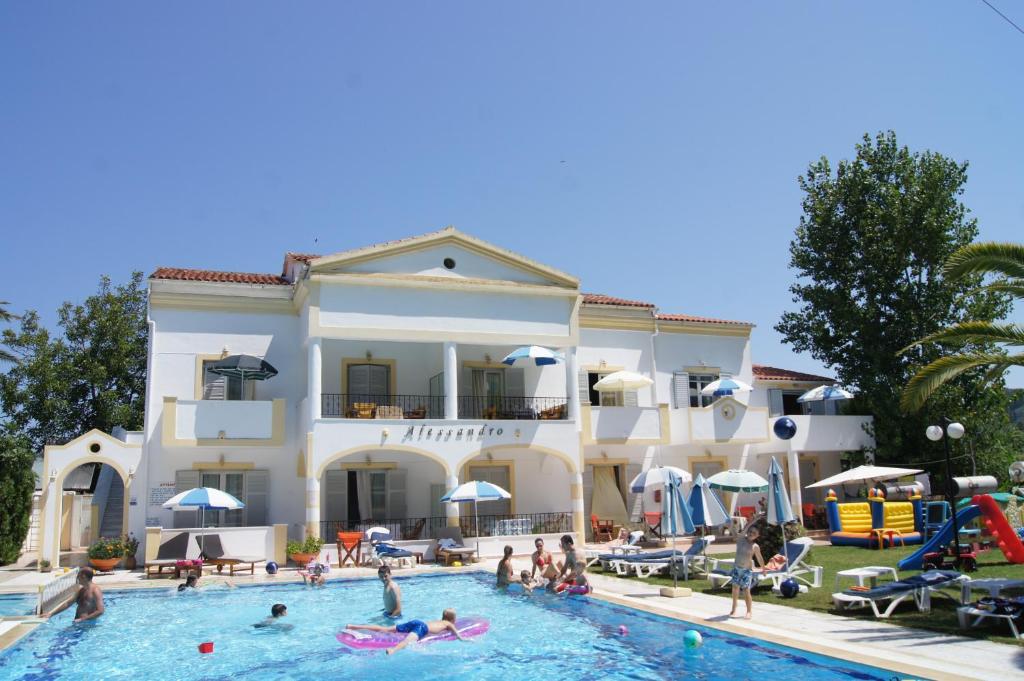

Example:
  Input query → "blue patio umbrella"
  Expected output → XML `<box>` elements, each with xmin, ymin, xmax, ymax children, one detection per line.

<box><xmin>441</xmin><ymin>481</ymin><xmax>512</xmax><ymax>555</ymax></box>
<box><xmin>700</xmin><ymin>377</ymin><xmax>754</xmax><ymax>398</ymax></box>
<box><xmin>797</xmin><ymin>385</ymin><xmax>854</xmax><ymax>403</ymax></box>
<box><xmin>766</xmin><ymin>457</ymin><xmax>796</xmax><ymax>573</ymax></box>
<box><xmin>502</xmin><ymin>346</ymin><xmax>561</xmax><ymax>367</ymax></box>
<box><xmin>663</xmin><ymin>468</ymin><xmax>696</xmax><ymax>588</ymax></box>
<box><xmin>687</xmin><ymin>472</ymin><xmax>730</xmax><ymax>569</ymax></box>
<box><xmin>162</xmin><ymin>487</ymin><xmax>246</xmax><ymax>555</ymax></box>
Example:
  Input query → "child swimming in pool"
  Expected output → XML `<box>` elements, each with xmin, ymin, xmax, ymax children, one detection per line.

<box><xmin>253</xmin><ymin>603</ymin><xmax>294</xmax><ymax>631</ymax></box>
<box><xmin>519</xmin><ymin>570</ymin><xmax>536</xmax><ymax>593</ymax></box>
<box><xmin>346</xmin><ymin>608</ymin><xmax>464</xmax><ymax>655</ymax></box>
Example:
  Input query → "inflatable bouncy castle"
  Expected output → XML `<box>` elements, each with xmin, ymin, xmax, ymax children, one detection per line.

<box><xmin>824</xmin><ymin>488</ymin><xmax>923</xmax><ymax>548</ymax></box>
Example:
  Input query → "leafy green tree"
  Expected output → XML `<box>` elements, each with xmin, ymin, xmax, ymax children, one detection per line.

<box><xmin>901</xmin><ymin>242</ymin><xmax>1024</xmax><ymax>412</ymax></box>
<box><xmin>0</xmin><ymin>301</ymin><xmax>17</xmax><ymax>364</ymax></box>
<box><xmin>0</xmin><ymin>431</ymin><xmax>35</xmax><ymax>564</ymax></box>
<box><xmin>775</xmin><ymin>132</ymin><xmax>1022</xmax><ymax>476</ymax></box>
<box><xmin>0</xmin><ymin>273</ymin><xmax>147</xmax><ymax>451</ymax></box>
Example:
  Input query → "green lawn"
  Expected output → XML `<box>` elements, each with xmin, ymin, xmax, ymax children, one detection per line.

<box><xmin>593</xmin><ymin>543</ymin><xmax>1024</xmax><ymax>646</ymax></box>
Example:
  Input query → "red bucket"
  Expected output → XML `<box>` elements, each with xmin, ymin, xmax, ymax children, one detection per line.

<box><xmin>198</xmin><ymin>641</ymin><xmax>214</xmax><ymax>654</ymax></box>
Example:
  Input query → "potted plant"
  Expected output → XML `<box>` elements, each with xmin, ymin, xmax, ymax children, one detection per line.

<box><xmin>88</xmin><ymin>536</ymin><xmax>125</xmax><ymax>572</ymax></box>
<box><xmin>122</xmin><ymin>533</ymin><xmax>140</xmax><ymax>570</ymax></box>
<box><xmin>39</xmin><ymin>559</ymin><xmax>52</xmax><ymax>573</ymax></box>
<box><xmin>286</xmin><ymin>536</ymin><xmax>325</xmax><ymax>567</ymax></box>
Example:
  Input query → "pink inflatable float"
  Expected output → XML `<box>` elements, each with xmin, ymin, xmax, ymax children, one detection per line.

<box><xmin>337</xmin><ymin>617</ymin><xmax>490</xmax><ymax>650</ymax></box>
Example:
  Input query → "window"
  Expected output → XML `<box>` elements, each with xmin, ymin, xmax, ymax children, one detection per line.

<box><xmin>588</xmin><ymin>372</ymin><xmax>622</xmax><ymax>406</ymax></box>
<box><xmin>175</xmin><ymin>469</ymin><xmax>268</xmax><ymax>528</ymax></box>
<box><xmin>688</xmin><ymin>373</ymin><xmax>720</xmax><ymax>408</ymax></box>
<box><xmin>202</xmin><ymin>360</ymin><xmax>254</xmax><ymax>400</ymax></box>
<box><xmin>201</xmin><ymin>472</ymin><xmax>245</xmax><ymax>527</ymax></box>
<box><xmin>347</xmin><ymin>363</ymin><xmax>390</xmax><ymax>398</ymax></box>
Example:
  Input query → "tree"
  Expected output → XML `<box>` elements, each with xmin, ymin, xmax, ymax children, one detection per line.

<box><xmin>0</xmin><ymin>431</ymin><xmax>35</xmax><ymax>564</ymax></box>
<box><xmin>0</xmin><ymin>301</ymin><xmax>17</xmax><ymax>364</ymax></box>
<box><xmin>901</xmin><ymin>242</ymin><xmax>1024</xmax><ymax>412</ymax></box>
<box><xmin>0</xmin><ymin>273</ymin><xmax>147</xmax><ymax>451</ymax></box>
<box><xmin>775</xmin><ymin>132</ymin><xmax>1022</xmax><ymax>476</ymax></box>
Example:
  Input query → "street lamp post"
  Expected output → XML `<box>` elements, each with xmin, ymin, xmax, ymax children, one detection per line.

<box><xmin>926</xmin><ymin>418</ymin><xmax>966</xmax><ymax>566</ymax></box>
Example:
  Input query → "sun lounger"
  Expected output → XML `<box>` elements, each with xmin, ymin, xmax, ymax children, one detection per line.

<box><xmin>832</xmin><ymin>570</ymin><xmax>968</xmax><ymax>619</ymax></box>
<box><xmin>432</xmin><ymin>527</ymin><xmax>476</xmax><ymax>566</ymax></box>
<box><xmin>607</xmin><ymin>539</ymin><xmax>714</xmax><ymax>580</ymax></box>
<box><xmin>145</xmin><ymin>532</ymin><xmax>203</xmax><ymax>578</ymax></box>
<box><xmin>586</xmin><ymin>532</ymin><xmax>647</xmax><ymax>568</ymax></box>
<box><xmin>196</xmin><ymin>534</ymin><xmax>263</xmax><ymax>576</ymax></box>
<box><xmin>373</xmin><ymin>542</ymin><xmax>415</xmax><ymax>569</ymax></box>
<box><xmin>958</xmin><ymin>597</ymin><xmax>1024</xmax><ymax>639</ymax></box>
<box><xmin>709</xmin><ymin>537</ymin><xmax>822</xmax><ymax>590</ymax></box>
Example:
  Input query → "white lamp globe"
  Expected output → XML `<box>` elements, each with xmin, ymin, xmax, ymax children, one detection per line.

<box><xmin>926</xmin><ymin>425</ymin><xmax>943</xmax><ymax>442</ymax></box>
<box><xmin>947</xmin><ymin>422</ymin><xmax>965</xmax><ymax>440</ymax></box>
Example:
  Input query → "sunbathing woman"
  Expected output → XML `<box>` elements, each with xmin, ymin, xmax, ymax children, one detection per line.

<box><xmin>530</xmin><ymin>537</ymin><xmax>559</xmax><ymax>585</ymax></box>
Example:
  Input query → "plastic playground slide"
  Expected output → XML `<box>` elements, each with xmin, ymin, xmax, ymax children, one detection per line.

<box><xmin>897</xmin><ymin>494</ymin><xmax>1024</xmax><ymax>570</ymax></box>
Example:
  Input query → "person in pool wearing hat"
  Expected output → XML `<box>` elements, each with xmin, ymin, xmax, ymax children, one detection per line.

<box><xmin>728</xmin><ymin>526</ymin><xmax>764</xmax><ymax>620</ymax></box>
<box><xmin>346</xmin><ymin>608</ymin><xmax>464</xmax><ymax>655</ymax></box>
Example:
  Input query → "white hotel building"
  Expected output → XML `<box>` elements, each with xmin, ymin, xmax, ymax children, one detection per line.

<box><xmin>37</xmin><ymin>227</ymin><xmax>873</xmax><ymax>566</ymax></box>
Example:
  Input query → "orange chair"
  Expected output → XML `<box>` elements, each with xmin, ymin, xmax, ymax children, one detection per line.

<box><xmin>590</xmin><ymin>514</ymin><xmax>614</xmax><ymax>542</ymax></box>
<box><xmin>336</xmin><ymin>532</ymin><xmax>363</xmax><ymax>567</ymax></box>
<box><xmin>643</xmin><ymin>512</ymin><xmax>663</xmax><ymax>539</ymax></box>
<box><xmin>802</xmin><ymin>503</ymin><xmax>818</xmax><ymax>528</ymax></box>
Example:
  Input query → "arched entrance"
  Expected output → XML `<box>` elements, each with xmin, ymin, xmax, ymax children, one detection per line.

<box><xmin>38</xmin><ymin>430</ymin><xmax>141</xmax><ymax>568</ymax></box>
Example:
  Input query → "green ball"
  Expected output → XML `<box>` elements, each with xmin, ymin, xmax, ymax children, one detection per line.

<box><xmin>683</xmin><ymin>630</ymin><xmax>703</xmax><ymax>648</ymax></box>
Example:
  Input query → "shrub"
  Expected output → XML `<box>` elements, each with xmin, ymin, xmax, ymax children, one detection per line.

<box><xmin>286</xmin><ymin>535</ymin><xmax>325</xmax><ymax>556</ymax></box>
<box><xmin>747</xmin><ymin>517</ymin><xmax>807</xmax><ymax>560</ymax></box>
<box><xmin>122</xmin><ymin>533</ymin><xmax>139</xmax><ymax>557</ymax></box>
<box><xmin>0</xmin><ymin>434</ymin><xmax>35</xmax><ymax>565</ymax></box>
<box><xmin>88</xmin><ymin>536</ymin><xmax>125</xmax><ymax>560</ymax></box>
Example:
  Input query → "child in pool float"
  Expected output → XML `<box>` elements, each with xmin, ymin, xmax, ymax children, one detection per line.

<box><xmin>557</xmin><ymin>561</ymin><xmax>591</xmax><ymax>595</ymax></box>
<box><xmin>346</xmin><ymin>608</ymin><xmax>464</xmax><ymax>655</ymax></box>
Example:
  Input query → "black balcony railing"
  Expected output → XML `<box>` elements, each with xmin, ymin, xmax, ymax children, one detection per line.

<box><xmin>321</xmin><ymin>511</ymin><xmax>572</xmax><ymax>542</ymax></box>
<box><xmin>321</xmin><ymin>394</ymin><xmax>569</xmax><ymax>420</ymax></box>
<box><xmin>457</xmin><ymin>396</ymin><xmax>568</xmax><ymax>420</ymax></box>
<box><xmin>321</xmin><ymin>394</ymin><xmax>445</xmax><ymax>419</ymax></box>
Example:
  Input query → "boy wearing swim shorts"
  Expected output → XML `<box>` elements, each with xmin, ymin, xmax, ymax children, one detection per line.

<box><xmin>346</xmin><ymin>608</ymin><xmax>463</xmax><ymax>655</ymax></box>
<box><xmin>729</xmin><ymin>526</ymin><xmax>764</xmax><ymax>620</ymax></box>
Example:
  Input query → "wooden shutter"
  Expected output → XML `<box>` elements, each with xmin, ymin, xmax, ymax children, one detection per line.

<box><xmin>174</xmin><ymin>470</ymin><xmax>201</xmax><ymax>528</ymax></box>
<box><xmin>672</xmin><ymin>371</ymin><xmax>688</xmax><ymax>409</ymax></box>
<box><xmin>625</xmin><ymin>463</ymin><xmax>642</xmax><ymax>522</ymax></box>
<box><xmin>348</xmin><ymin>364</ymin><xmax>369</xmax><ymax>398</ymax></box>
<box><xmin>768</xmin><ymin>389</ymin><xmax>784</xmax><ymax>417</ymax></box>
<box><xmin>577</xmin><ymin>369</ymin><xmax>590</xmax><ymax>405</ymax></box>
<box><xmin>504</xmin><ymin>368</ymin><xmax>525</xmax><ymax>398</ymax></box>
<box><xmin>623</xmin><ymin>390</ymin><xmax>638</xmax><ymax>407</ymax></box>
<box><xmin>387</xmin><ymin>469</ymin><xmax>407</xmax><ymax>521</ymax></box>
<box><xmin>201</xmin><ymin>362</ymin><xmax>226</xmax><ymax>400</ymax></box>
<box><xmin>245</xmin><ymin>470</ymin><xmax>269</xmax><ymax>526</ymax></box>
<box><xmin>825</xmin><ymin>399</ymin><xmax>838</xmax><ymax>415</ymax></box>
<box><xmin>368</xmin><ymin>365</ymin><xmax>389</xmax><ymax>397</ymax></box>
<box><xmin>324</xmin><ymin>470</ymin><xmax>348</xmax><ymax>523</ymax></box>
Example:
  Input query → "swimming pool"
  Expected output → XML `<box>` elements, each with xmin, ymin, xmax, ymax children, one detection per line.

<box><xmin>0</xmin><ymin>594</ymin><xmax>36</xmax><ymax>618</ymax></box>
<box><xmin>0</xmin><ymin>573</ymin><xmax>902</xmax><ymax>680</ymax></box>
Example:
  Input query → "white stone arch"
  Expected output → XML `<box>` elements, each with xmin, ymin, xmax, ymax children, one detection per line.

<box><xmin>315</xmin><ymin>444</ymin><xmax>454</xmax><ymax>480</ymax></box>
<box><xmin>38</xmin><ymin>430</ymin><xmax>142</xmax><ymax>567</ymax></box>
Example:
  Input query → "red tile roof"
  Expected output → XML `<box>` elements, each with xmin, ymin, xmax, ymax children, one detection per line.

<box><xmin>656</xmin><ymin>313</ymin><xmax>753</xmax><ymax>326</ymax></box>
<box><xmin>752</xmin><ymin>364</ymin><xmax>834</xmax><ymax>383</ymax></box>
<box><xmin>582</xmin><ymin>293</ymin><xmax>655</xmax><ymax>308</ymax></box>
<box><xmin>150</xmin><ymin>267</ymin><xmax>291</xmax><ymax>286</ymax></box>
<box><xmin>286</xmin><ymin>252</ymin><xmax>320</xmax><ymax>264</ymax></box>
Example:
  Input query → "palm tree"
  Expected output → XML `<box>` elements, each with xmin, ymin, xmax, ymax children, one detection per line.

<box><xmin>901</xmin><ymin>242</ymin><xmax>1024</xmax><ymax>413</ymax></box>
<box><xmin>0</xmin><ymin>300</ymin><xmax>18</xmax><ymax>364</ymax></box>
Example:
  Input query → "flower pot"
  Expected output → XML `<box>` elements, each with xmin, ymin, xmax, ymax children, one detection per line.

<box><xmin>124</xmin><ymin>555</ymin><xmax>137</xmax><ymax>571</ymax></box>
<box><xmin>89</xmin><ymin>557</ymin><xmax>121</xmax><ymax>572</ymax></box>
<box><xmin>289</xmin><ymin>552</ymin><xmax>317</xmax><ymax>567</ymax></box>
<box><xmin>39</xmin><ymin>565</ymin><xmax>52</xmax><ymax>573</ymax></box>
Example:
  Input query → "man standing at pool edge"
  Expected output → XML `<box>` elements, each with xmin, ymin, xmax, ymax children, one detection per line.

<box><xmin>73</xmin><ymin>567</ymin><xmax>104</xmax><ymax>623</ymax></box>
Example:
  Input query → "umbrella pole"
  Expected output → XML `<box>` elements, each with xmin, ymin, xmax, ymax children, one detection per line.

<box><xmin>475</xmin><ymin>499</ymin><xmax>480</xmax><ymax>557</ymax></box>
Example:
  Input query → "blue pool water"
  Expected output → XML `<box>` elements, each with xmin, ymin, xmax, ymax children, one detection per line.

<box><xmin>0</xmin><ymin>573</ymin><xmax>901</xmax><ymax>680</ymax></box>
<box><xmin>0</xmin><ymin>594</ymin><xmax>36</xmax><ymax>618</ymax></box>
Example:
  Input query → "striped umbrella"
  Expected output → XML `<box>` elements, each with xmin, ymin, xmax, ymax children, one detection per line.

<box><xmin>629</xmin><ymin>465</ymin><xmax>692</xmax><ymax>493</ymax></box>
<box><xmin>766</xmin><ymin>457</ymin><xmax>796</xmax><ymax>574</ymax></box>
<box><xmin>440</xmin><ymin>481</ymin><xmax>512</xmax><ymax>555</ymax></box>
<box><xmin>162</xmin><ymin>487</ymin><xmax>245</xmax><ymax>555</ymax></box>
<box><xmin>663</xmin><ymin>468</ymin><xmax>696</xmax><ymax>588</ymax></box>
<box><xmin>700</xmin><ymin>377</ymin><xmax>754</xmax><ymax>398</ymax></box>
<box><xmin>797</xmin><ymin>385</ymin><xmax>854</xmax><ymax>403</ymax></box>
<box><xmin>502</xmin><ymin>346</ymin><xmax>561</xmax><ymax>367</ymax></box>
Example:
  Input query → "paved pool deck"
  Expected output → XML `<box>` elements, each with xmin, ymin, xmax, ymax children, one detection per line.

<box><xmin>2</xmin><ymin>559</ymin><xmax>1022</xmax><ymax>679</ymax></box>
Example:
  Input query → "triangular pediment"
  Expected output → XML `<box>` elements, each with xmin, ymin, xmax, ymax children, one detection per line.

<box><xmin>309</xmin><ymin>227</ymin><xmax>579</xmax><ymax>289</ymax></box>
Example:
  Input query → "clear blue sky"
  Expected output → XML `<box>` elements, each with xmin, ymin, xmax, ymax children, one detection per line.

<box><xmin>2</xmin><ymin>1</ymin><xmax>1022</xmax><ymax>386</ymax></box>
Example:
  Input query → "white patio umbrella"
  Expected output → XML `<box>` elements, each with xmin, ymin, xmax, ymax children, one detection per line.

<box><xmin>162</xmin><ymin>487</ymin><xmax>245</xmax><ymax>556</ymax></box>
<box><xmin>700</xmin><ymin>377</ymin><xmax>754</xmax><ymax>397</ymax></box>
<box><xmin>593</xmin><ymin>371</ymin><xmax>654</xmax><ymax>392</ymax></box>
<box><xmin>629</xmin><ymin>465</ymin><xmax>692</xmax><ymax>492</ymax></box>
<box><xmin>707</xmin><ymin>469</ymin><xmax>769</xmax><ymax>493</ymax></box>
<box><xmin>797</xmin><ymin>385</ymin><xmax>854</xmax><ymax>403</ymax></box>
<box><xmin>440</xmin><ymin>481</ymin><xmax>512</xmax><ymax>555</ymax></box>
<box><xmin>805</xmin><ymin>465</ymin><xmax>923</xmax><ymax>489</ymax></box>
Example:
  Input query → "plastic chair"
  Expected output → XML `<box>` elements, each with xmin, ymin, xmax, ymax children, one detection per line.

<box><xmin>590</xmin><ymin>514</ymin><xmax>614</xmax><ymax>542</ymax></box>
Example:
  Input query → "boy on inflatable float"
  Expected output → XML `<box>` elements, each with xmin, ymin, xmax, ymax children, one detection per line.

<box><xmin>346</xmin><ymin>608</ymin><xmax>465</xmax><ymax>655</ymax></box>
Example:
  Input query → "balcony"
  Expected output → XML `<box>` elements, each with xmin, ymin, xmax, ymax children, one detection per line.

<box><xmin>583</xmin><ymin>404</ymin><xmax>668</xmax><ymax>444</ymax></box>
<box><xmin>162</xmin><ymin>396</ymin><xmax>286</xmax><ymax>447</ymax></box>
<box><xmin>320</xmin><ymin>394</ymin><xmax>568</xmax><ymax>420</ymax></box>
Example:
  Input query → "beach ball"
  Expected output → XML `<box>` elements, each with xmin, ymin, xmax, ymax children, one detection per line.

<box><xmin>779</xmin><ymin>578</ymin><xmax>799</xmax><ymax>599</ymax></box>
<box><xmin>265</xmin><ymin>561</ymin><xmax>279</xmax><ymax>575</ymax></box>
<box><xmin>683</xmin><ymin>630</ymin><xmax>703</xmax><ymax>648</ymax></box>
<box><xmin>773</xmin><ymin>417</ymin><xmax>797</xmax><ymax>440</ymax></box>
<box><xmin>618</xmin><ymin>625</ymin><xmax>629</xmax><ymax>636</ymax></box>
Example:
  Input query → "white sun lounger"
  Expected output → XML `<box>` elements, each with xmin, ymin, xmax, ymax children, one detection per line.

<box><xmin>607</xmin><ymin>538</ymin><xmax>714</xmax><ymax>580</ymax></box>
<box><xmin>832</xmin><ymin>570</ymin><xmax>968</xmax><ymax>619</ymax></box>
<box><xmin>708</xmin><ymin>537</ymin><xmax>822</xmax><ymax>590</ymax></box>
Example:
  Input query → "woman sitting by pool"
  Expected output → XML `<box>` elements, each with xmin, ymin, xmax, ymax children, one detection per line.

<box><xmin>496</xmin><ymin>545</ymin><xmax>516</xmax><ymax>587</ymax></box>
<box><xmin>530</xmin><ymin>537</ymin><xmax>559</xmax><ymax>587</ymax></box>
